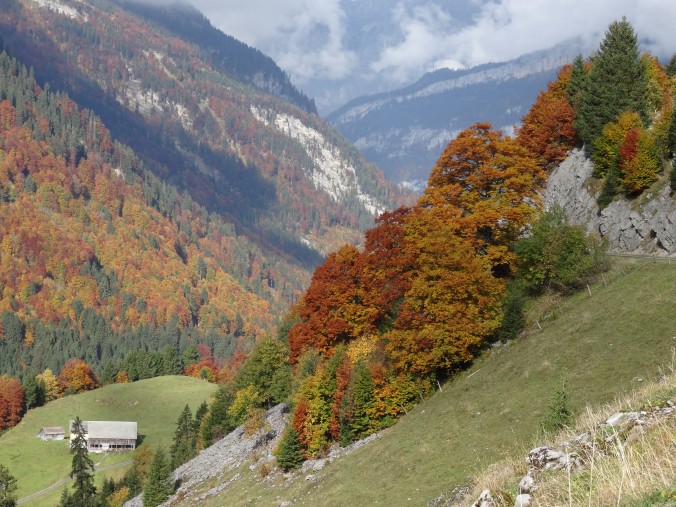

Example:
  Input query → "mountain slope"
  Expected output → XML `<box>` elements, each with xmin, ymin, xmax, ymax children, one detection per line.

<box><xmin>161</xmin><ymin>261</ymin><xmax>676</xmax><ymax>505</ymax></box>
<box><xmin>0</xmin><ymin>51</ymin><xmax>287</xmax><ymax>377</ymax></box>
<box><xmin>328</xmin><ymin>40</ymin><xmax>591</xmax><ymax>187</ymax></box>
<box><xmin>0</xmin><ymin>376</ymin><xmax>217</xmax><ymax>503</ymax></box>
<box><xmin>0</xmin><ymin>0</ymin><xmax>408</xmax><ymax>377</ymax></box>
<box><xmin>114</xmin><ymin>0</ymin><xmax>317</xmax><ymax>114</ymax></box>
<box><xmin>0</xmin><ymin>0</ymin><xmax>405</xmax><ymax>260</ymax></box>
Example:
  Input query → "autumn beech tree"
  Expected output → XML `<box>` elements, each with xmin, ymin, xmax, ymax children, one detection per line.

<box><xmin>385</xmin><ymin>219</ymin><xmax>504</xmax><ymax>376</ymax></box>
<box><xmin>518</xmin><ymin>66</ymin><xmax>579</xmax><ymax>168</ymax></box>
<box><xmin>423</xmin><ymin>122</ymin><xmax>545</xmax><ymax>274</ymax></box>
<box><xmin>288</xmin><ymin>245</ymin><xmax>374</xmax><ymax>363</ymax></box>
<box><xmin>58</xmin><ymin>359</ymin><xmax>99</xmax><ymax>394</ymax></box>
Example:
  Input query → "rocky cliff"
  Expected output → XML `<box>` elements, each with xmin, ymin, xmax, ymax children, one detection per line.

<box><xmin>544</xmin><ymin>149</ymin><xmax>676</xmax><ymax>256</ymax></box>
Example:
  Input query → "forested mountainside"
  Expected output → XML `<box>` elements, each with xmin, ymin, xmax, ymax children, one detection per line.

<box><xmin>0</xmin><ymin>51</ymin><xmax>278</xmax><ymax>379</ymax></box>
<box><xmin>114</xmin><ymin>0</ymin><xmax>317</xmax><ymax>114</ymax></box>
<box><xmin>0</xmin><ymin>0</ymin><xmax>404</xmax><ymax>260</ymax></box>
<box><xmin>0</xmin><ymin>0</ymin><xmax>404</xmax><ymax>381</ymax></box>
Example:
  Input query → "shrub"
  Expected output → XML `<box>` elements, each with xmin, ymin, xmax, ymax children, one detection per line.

<box><xmin>517</xmin><ymin>206</ymin><xmax>607</xmax><ymax>294</ymax></box>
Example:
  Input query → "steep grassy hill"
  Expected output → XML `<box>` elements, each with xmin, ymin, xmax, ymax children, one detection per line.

<box><xmin>169</xmin><ymin>260</ymin><xmax>676</xmax><ymax>506</ymax></box>
<box><xmin>0</xmin><ymin>376</ymin><xmax>217</xmax><ymax>504</ymax></box>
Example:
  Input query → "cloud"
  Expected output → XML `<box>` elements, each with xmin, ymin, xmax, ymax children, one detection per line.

<box><xmin>146</xmin><ymin>0</ymin><xmax>676</xmax><ymax>111</ymax></box>
<box><xmin>189</xmin><ymin>0</ymin><xmax>357</xmax><ymax>82</ymax></box>
<box><xmin>369</xmin><ymin>3</ymin><xmax>461</xmax><ymax>80</ymax></box>
<box><xmin>369</xmin><ymin>0</ymin><xmax>676</xmax><ymax>83</ymax></box>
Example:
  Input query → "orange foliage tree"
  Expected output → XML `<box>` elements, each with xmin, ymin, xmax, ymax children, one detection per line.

<box><xmin>288</xmin><ymin>245</ymin><xmax>374</xmax><ymax>363</ymax></box>
<box><xmin>283</xmin><ymin>122</ymin><xmax>545</xmax><ymax>454</ymax></box>
<box><xmin>384</xmin><ymin>221</ymin><xmax>504</xmax><ymax>376</ymax></box>
<box><xmin>619</xmin><ymin>128</ymin><xmax>661</xmax><ymax>193</ymax></box>
<box><xmin>423</xmin><ymin>122</ymin><xmax>545</xmax><ymax>273</ymax></box>
<box><xmin>517</xmin><ymin>66</ymin><xmax>579</xmax><ymax>168</ymax></box>
<box><xmin>0</xmin><ymin>375</ymin><xmax>24</xmax><ymax>430</ymax></box>
<box><xmin>58</xmin><ymin>359</ymin><xmax>99</xmax><ymax>394</ymax></box>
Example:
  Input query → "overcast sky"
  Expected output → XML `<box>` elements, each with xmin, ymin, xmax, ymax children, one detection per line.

<box><xmin>187</xmin><ymin>0</ymin><xmax>676</xmax><ymax>82</ymax></box>
<box><xmin>152</xmin><ymin>0</ymin><xmax>676</xmax><ymax>112</ymax></box>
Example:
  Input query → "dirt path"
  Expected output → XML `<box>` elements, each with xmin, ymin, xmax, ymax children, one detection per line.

<box><xmin>17</xmin><ymin>460</ymin><xmax>132</xmax><ymax>505</ymax></box>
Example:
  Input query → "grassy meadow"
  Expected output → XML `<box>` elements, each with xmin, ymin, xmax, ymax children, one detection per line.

<box><xmin>179</xmin><ymin>261</ymin><xmax>676</xmax><ymax>506</ymax></box>
<box><xmin>0</xmin><ymin>375</ymin><xmax>217</xmax><ymax>505</ymax></box>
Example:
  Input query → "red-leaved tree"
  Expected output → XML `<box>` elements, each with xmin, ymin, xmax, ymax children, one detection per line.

<box><xmin>0</xmin><ymin>375</ymin><xmax>24</xmax><ymax>430</ymax></box>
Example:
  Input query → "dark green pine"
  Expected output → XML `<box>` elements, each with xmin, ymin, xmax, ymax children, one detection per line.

<box><xmin>576</xmin><ymin>18</ymin><xmax>648</xmax><ymax>147</ymax></box>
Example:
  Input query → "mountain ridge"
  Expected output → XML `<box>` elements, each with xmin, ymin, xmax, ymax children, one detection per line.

<box><xmin>328</xmin><ymin>38</ymin><xmax>594</xmax><ymax>188</ymax></box>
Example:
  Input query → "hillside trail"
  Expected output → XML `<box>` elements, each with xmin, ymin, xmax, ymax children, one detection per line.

<box><xmin>17</xmin><ymin>457</ymin><xmax>132</xmax><ymax>505</ymax></box>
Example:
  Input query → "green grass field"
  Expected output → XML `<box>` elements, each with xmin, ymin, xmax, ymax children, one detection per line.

<box><xmin>0</xmin><ymin>375</ymin><xmax>217</xmax><ymax>505</ymax></box>
<box><xmin>179</xmin><ymin>261</ymin><xmax>676</xmax><ymax>506</ymax></box>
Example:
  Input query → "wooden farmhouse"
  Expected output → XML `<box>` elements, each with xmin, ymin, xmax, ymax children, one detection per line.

<box><xmin>69</xmin><ymin>420</ymin><xmax>138</xmax><ymax>452</ymax></box>
<box><xmin>37</xmin><ymin>426</ymin><xmax>65</xmax><ymax>441</ymax></box>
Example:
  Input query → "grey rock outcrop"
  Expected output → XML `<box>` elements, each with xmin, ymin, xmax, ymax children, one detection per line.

<box><xmin>543</xmin><ymin>149</ymin><xmax>676</xmax><ymax>256</ymax></box>
<box><xmin>124</xmin><ymin>403</ymin><xmax>290</xmax><ymax>507</ymax></box>
<box><xmin>467</xmin><ymin>397</ymin><xmax>676</xmax><ymax>507</ymax></box>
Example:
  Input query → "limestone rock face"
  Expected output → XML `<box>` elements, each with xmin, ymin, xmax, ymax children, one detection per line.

<box><xmin>543</xmin><ymin>149</ymin><xmax>676</xmax><ymax>256</ymax></box>
<box><xmin>124</xmin><ymin>404</ymin><xmax>290</xmax><ymax>507</ymax></box>
<box><xmin>518</xmin><ymin>475</ymin><xmax>535</xmax><ymax>494</ymax></box>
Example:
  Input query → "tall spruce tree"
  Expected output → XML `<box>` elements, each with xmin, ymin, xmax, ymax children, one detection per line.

<box><xmin>68</xmin><ymin>417</ymin><xmax>97</xmax><ymax>506</ymax></box>
<box><xmin>143</xmin><ymin>447</ymin><xmax>173</xmax><ymax>507</ymax></box>
<box><xmin>575</xmin><ymin>18</ymin><xmax>648</xmax><ymax>147</ymax></box>
<box><xmin>170</xmin><ymin>405</ymin><xmax>196</xmax><ymax>469</ymax></box>
<box><xmin>22</xmin><ymin>373</ymin><xmax>44</xmax><ymax>410</ymax></box>
<box><xmin>566</xmin><ymin>54</ymin><xmax>587</xmax><ymax>111</ymax></box>
<box><xmin>275</xmin><ymin>427</ymin><xmax>304</xmax><ymax>472</ymax></box>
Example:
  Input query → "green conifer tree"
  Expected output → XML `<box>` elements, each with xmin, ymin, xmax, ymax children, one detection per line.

<box><xmin>194</xmin><ymin>401</ymin><xmax>208</xmax><ymax>429</ymax></box>
<box><xmin>0</xmin><ymin>465</ymin><xmax>18</xmax><ymax>507</ymax></box>
<box><xmin>170</xmin><ymin>405</ymin><xmax>196</xmax><ymax>469</ymax></box>
<box><xmin>542</xmin><ymin>377</ymin><xmax>573</xmax><ymax>433</ymax></box>
<box><xmin>566</xmin><ymin>54</ymin><xmax>587</xmax><ymax>111</ymax></box>
<box><xmin>275</xmin><ymin>427</ymin><xmax>304</xmax><ymax>472</ymax></box>
<box><xmin>597</xmin><ymin>165</ymin><xmax>620</xmax><ymax>209</ymax></box>
<box><xmin>350</xmin><ymin>362</ymin><xmax>375</xmax><ymax>439</ymax></box>
<box><xmin>57</xmin><ymin>487</ymin><xmax>72</xmax><ymax>507</ymax></box>
<box><xmin>22</xmin><ymin>373</ymin><xmax>44</xmax><ymax>410</ymax></box>
<box><xmin>181</xmin><ymin>344</ymin><xmax>199</xmax><ymax>368</ymax></box>
<box><xmin>161</xmin><ymin>346</ymin><xmax>183</xmax><ymax>376</ymax></box>
<box><xmin>666</xmin><ymin>54</ymin><xmax>676</xmax><ymax>78</ymax></box>
<box><xmin>668</xmin><ymin>106</ymin><xmax>676</xmax><ymax>158</ymax></box>
<box><xmin>576</xmin><ymin>18</ymin><xmax>648</xmax><ymax>147</ymax></box>
<box><xmin>143</xmin><ymin>447</ymin><xmax>173</xmax><ymax>507</ymax></box>
<box><xmin>69</xmin><ymin>417</ymin><xmax>97</xmax><ymax>506</ymax></box>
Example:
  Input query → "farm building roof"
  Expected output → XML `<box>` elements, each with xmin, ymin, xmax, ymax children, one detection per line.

<box><xmin>86</xmin><ymin>421</ymin><xmax>137</xmax><ymax>440</ymax></box>
<box><xmin>39</xmin><ymin>426</ymin><xmax>65</xmax><ymax>434</ymax></box>
<box><xmin>69</xmin><ymin>420</ymin><xmax>138</xmax><ymax>439</ymax></box>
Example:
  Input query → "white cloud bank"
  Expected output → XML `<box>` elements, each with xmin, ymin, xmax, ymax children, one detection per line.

<box><xmin>189</xmin><ymin>0</ymin><xmax>676</xmax><ymax>87</ymax></box>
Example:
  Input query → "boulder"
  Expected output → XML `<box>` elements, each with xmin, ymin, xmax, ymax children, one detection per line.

<box><xmin>514</xmin><ymin>493</ymin><xmax>532</xmax><ymax>507</ymax></box>
<box><xmin>472</xmin><ymin>489</ymin><xmax>496</xmax><ymax>507</ymax></box>
<box><xmin>518</xmin><ymin>475</ymin><xmax>535</xmax><ymax>494</ymax></box>
<box><xmin>526</xmin><ymin>446</ymin><xmax>581</xmax><ymax>471</ymax></box>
